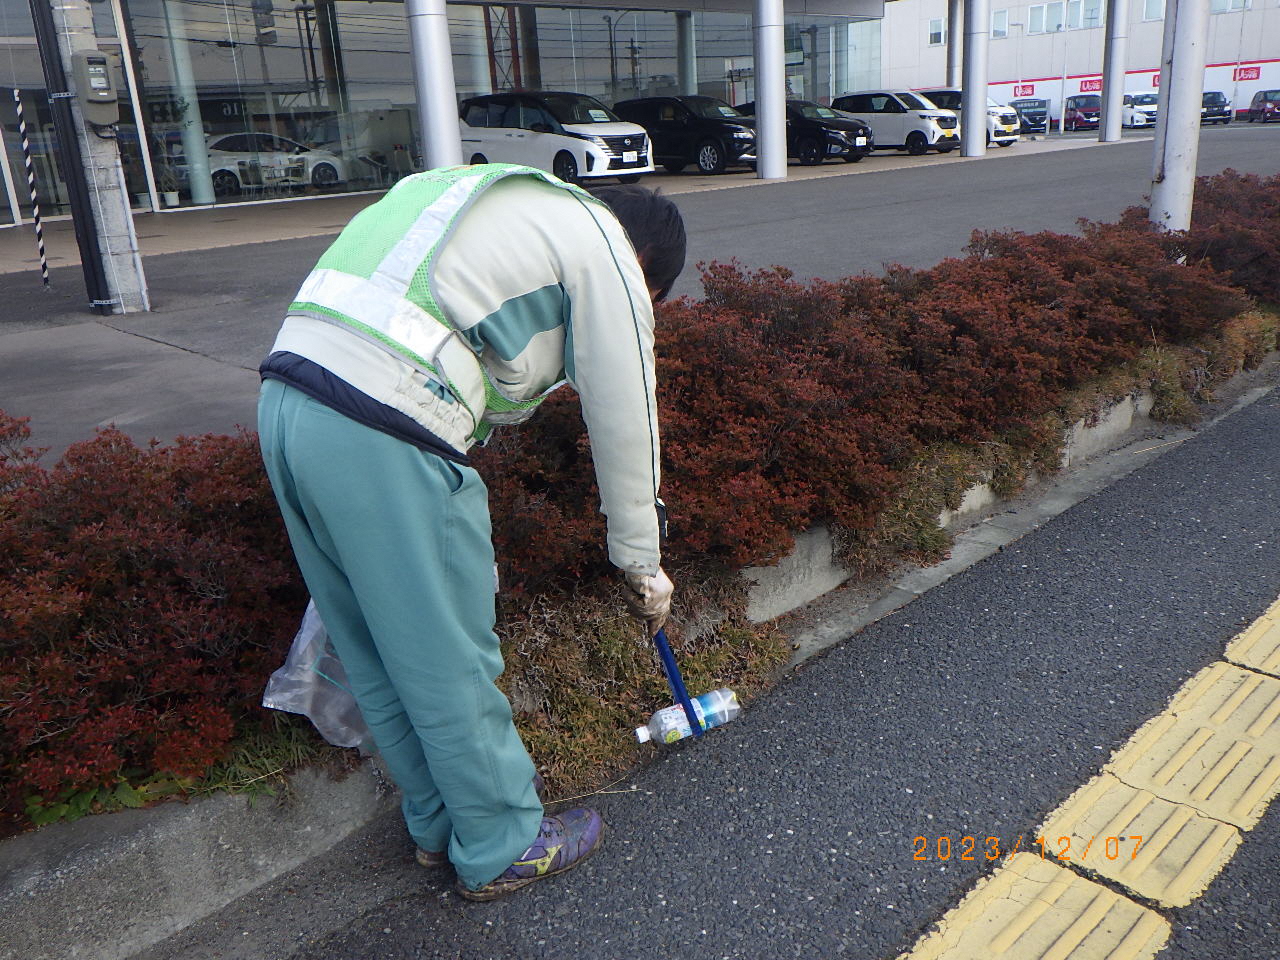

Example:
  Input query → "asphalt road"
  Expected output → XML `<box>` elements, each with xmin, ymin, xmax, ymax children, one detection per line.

<box><xmin>134</xmin><ymin>378</ymin><xmax>1280</xmax><ymax>960</ymax></box>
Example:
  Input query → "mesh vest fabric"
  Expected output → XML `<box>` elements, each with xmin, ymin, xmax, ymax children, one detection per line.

<box><xmin>288</xmin><ymin>163</ymin><xmax>603</xmax><ymax>443</ymax></box>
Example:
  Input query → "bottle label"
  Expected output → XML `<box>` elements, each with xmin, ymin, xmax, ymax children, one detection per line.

<box><xmin>657</xmin><ymin>701</ymin><xmax>705</xmax><ymax>743</ymax></box>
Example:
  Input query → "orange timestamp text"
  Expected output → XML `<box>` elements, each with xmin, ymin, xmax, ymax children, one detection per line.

<box><xmin>912</xmin><ymin>834</ymin><xmax>1145</xmax><ymax>863</ymax></box>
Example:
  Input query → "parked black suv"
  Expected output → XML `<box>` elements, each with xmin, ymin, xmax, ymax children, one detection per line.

<box><xmin>735</xmin><ymin>99</ymin><xmax>873</xmax><ymax>165</ymax></box>
<box><xmin>1201</xmin><ymin>91</ymin><xmax>1232</xmax><ymax>125</ymax></box>
<box><xmin>612</xmin><ymin>95</ymin><xmax>756</xmax><ymax>174</ymax></box>
<box><xmin>1008</xmin><ymin>97</ymin><xmax>1049</xmax><ymax>133</ymax></box>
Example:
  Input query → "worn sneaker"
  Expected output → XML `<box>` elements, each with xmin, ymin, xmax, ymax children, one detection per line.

<box><xmin>456</xmin><ymin>808</ymin><xmax>604</xmax><ymax>901</ymax></box>
<box><xmin>416</xmin><ymin>774</ymin><xmax>547</xmax><ymax>869</ymax></box>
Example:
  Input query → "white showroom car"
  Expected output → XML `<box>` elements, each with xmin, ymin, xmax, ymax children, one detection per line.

<box><xmin>916</xmin><ymin>88</ymin><xmax>1020</xmax><ymax>146</ymax></box>
<box><xmin>1122</xmin><ymin>93</ymin><xmax>1160</xmax><ymax>128</ymax></box>
<box><xmin>830</xmin><ymin>90</ymin><xmax>960</xmax><ymax>155</ymax></box>
<box><xmin>203</xmin><ymin>132</ymin><xmax>347</xmax><ymax>196</ymax></box>
<box><xmin>459</xmin><ymin>90</ymin><xmax>654</xmax><ymax>183</ymax></box>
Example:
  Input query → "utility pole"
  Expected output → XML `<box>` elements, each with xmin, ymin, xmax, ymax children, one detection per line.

<box><xmin>29</xmin><ymin>0</ymin><xmax>148</xmax><ymax>312</ymax></box>
<box><xmin>1150</xmin><ymin>0</ymin><xmax>1209</xmax><ymax>231</ymax></box>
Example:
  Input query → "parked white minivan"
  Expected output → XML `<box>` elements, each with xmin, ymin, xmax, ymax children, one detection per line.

<box><xmin>915</xmin><ymin>88</ymin><xmax>1020</xmax><ymax>146</ymax></box>
<box><xmin>831</xmin><ymin>91</ymin><xmax>960</xmax><ymax>155</ymax></box>
<box><xmin>459</xmin><ymin>90</ymin><xmax>654</xmax><ymax>184</ymax></box>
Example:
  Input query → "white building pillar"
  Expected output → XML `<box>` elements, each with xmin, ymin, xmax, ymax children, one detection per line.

<box><xmin>1099</xmin><ymin>0</ymin><xmax>1129</xmax><ymax>141</ymax></box>
<box><xmin>946</xmin><ymin>0</ymin><xmax>963</xmax><ymax>87</ymax></box>
<box><xmin>406</xmin><ymin>0</ymin><xmax>463</xmax><ymax>169</ymax></box>
<box><xmin>676</xmin><ymin>12</ymin><xmax>698</xmax><ymax>96</ymax></box>
<box><xmin>161</xmin><ymin>0</ymin><xmax>214</xmax><ymax>205</ymax></box>
<box><xmin>753</xmin><ymin>0</ymin><xmax>787</xmax><ymax>179</ymax></box>
<box><xmin>1149</xmin><ymin>0</ymin><xmax>1209</xmax><ymax>231</ymax></box>
<box><xmin>961</xmin><ymin>0</ymin><xmax>989</xmax><ymax>156</ymax></box>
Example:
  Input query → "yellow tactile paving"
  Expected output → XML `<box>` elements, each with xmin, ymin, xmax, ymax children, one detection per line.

<box><xmin>1165</xmin><ymin>661</ymin><xmax>1280</xmax><ymax>745</ymax></box>
<box><xmin>901</xmin><ymin>600</ymin><xmax>1280</xmax><ymax>958</ymax></box>
<box><xmin>1037</xmin><ymin>773</ymin><xmax>1242</xmax><ymax>907</ymax></box>
<box><xmin>1226</xmin><ymin>612</ymin><xmax>1280</xmax><ymax>677</ymax></box>
<box><xmin>1107</xmin><ymin>710</ymin><xmax>1280</xmax><ymax>829</ymax></box>
<box><xmin>899</xmin><ymin>854</ymin><xmax>1170</xmax><ymax>960</ymax></box>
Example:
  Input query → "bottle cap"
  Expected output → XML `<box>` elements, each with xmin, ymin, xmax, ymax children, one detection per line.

<box><xmin>635</xmin><ymin>725</ymin><xmax>651</xmax><ymax>743</ymax></box>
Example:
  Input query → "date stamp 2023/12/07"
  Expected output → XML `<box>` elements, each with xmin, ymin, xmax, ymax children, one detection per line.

<box><xmin>912</xmin><ymin>835</ymin><xmax>1145</xmax><ymax>863</ymax></box>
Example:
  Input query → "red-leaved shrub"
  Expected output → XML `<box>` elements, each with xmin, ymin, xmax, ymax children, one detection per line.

<box><xmin>0</xmin><ymin>171</ymin><xmax>1272</xmax><ymax>827</ymax></box>
<box><xmin>1186</xmin><ymin>169</ymin><xmax>1280</xmax><ymax>303</ymax></box>
<box><xmin>0</xmin><ymin>418</ymin><xmax>304</xmax><ymax>819</ymax></box>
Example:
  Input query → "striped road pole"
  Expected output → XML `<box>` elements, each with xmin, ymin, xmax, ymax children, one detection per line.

<box><xmin>12</xmin><ymin>88</ymin><xmax>49</xmax><ymax>288</ymax></box>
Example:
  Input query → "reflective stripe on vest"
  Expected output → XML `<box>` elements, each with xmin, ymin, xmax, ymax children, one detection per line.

<box><xmin>287</xmin><ymin>163</ymin><xmax>599</xmax><ymax>441</ymax></box>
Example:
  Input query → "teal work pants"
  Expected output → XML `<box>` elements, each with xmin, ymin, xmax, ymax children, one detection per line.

<box><xmin>257</xmin><ymin>379</ymin><xmax>542</xmax><ymax>889</ymax></box>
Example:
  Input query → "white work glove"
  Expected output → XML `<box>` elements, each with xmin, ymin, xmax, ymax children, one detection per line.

<box><xmin>622</xmin><ymin>567</ymin><xmax>674</xmax><ymax>636</ymax></box>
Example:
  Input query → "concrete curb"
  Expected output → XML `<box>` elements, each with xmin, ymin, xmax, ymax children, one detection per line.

<box><xmin>744</xmin><ymin>390</ymin><xmax>1159</xmax><ymax>625</ymax></box>
<box><xmin>0</xmin><ymin>765</ymin><xmax>397</xmax><ymax>960</ymax></box>
<box><xmin>2</xmin><ymin>362</ymin><xmax>1274</xmax><ymax>960</ymax></box>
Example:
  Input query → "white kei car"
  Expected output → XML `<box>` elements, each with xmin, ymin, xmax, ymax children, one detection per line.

<box><xmin>459</xmin><ymin>91</ymin><xmax>654</xmax><ymax>183</ymax></box>
<box><xmin>916</xmin><ymin>88</ymin><xmax>1021</xmax><ymax>146</ymax></box>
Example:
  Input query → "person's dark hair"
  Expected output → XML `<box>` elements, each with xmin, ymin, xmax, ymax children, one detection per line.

<box><xmin>587</xmin><ymin>185</ymin><xmax>687</xmax><ymax>302</ymax></box>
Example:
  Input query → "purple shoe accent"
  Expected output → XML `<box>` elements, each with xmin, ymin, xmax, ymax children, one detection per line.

<box><xmin>416</xmin><ymin>774</ymin><xmax>548</xmax><ymax>870</ymax></box>
<box><xmin>456</xmin><ymin>808</ymin><xmax>604</xmax><ymax>901</ymax></box>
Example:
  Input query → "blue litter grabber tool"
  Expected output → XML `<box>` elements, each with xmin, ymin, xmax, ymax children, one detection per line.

<box><xmin>651</xmin><ymin>626</ymin><xmax>703</xmax><ymax>737</ymax></box>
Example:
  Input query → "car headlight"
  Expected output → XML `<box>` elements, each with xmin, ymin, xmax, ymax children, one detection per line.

<box><xmin>731</xmin><ymin>130</ymin><xmax>754</xmax><ymax>139</ymax></box>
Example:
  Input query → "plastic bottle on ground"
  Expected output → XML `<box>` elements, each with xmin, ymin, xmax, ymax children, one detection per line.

<box><xmin>634</xmin><ymin>688</ymin><xmax>740</xmax><ymax>744</ymax></box>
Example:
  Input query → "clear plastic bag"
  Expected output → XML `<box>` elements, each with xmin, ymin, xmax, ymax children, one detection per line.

<box><xmin>262</xmin><ymin>600</ymin><xmax>372</xmax><ymax>749</ymax></box>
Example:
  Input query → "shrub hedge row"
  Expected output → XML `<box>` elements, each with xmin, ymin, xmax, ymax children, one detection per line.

<box><xmin>1</xmin><ymin>169</ymin><xmax>1278</xmax><ymax>831</ymax></box>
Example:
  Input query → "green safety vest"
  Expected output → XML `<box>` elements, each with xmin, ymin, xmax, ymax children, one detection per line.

<box><xmin>288</xmin><ymin>163</ymin><xmax>602</xmax><ymax>443</ymax></box>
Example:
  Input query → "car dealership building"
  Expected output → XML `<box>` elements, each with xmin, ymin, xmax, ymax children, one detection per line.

<box><xmin>0</xmin><ymin>0</ymin><xmax>884</xmax><ymax>224</ymax></box>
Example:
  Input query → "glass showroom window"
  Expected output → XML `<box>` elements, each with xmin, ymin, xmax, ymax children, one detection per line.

<box><xmin>928</xmin><ymin>17</ymin><xmax>945</xmax><ymax>44</ymax></box>
<box><xmin>125</xmin><ymin>0</ymin><xmax>421</xmax><ymax>207</ymax></box>
<box><xmin>991</xmin><ymin>8</ymin><xmax>1009</xmax><ymax>38</ymax></box>
<box><xmin>1082</xmin><ymin>0</ymin><xmax>1104</xmax><ymax>26</ymax></box>
<box><xmin>1029</xmin><ymin>5</ymin><xmax>1045</xmax><ymax>31</ymax></box>
<box><xmin>1209</xmin><ymin>0</ymin><xmax>1248</xmax><ymax>11</ymax></box>
<box><xmin>1143</xmin><ymin>0</ymin><xmax>1164</xmax><ymax>19</ymax></box>
<box><xmin>1066</xmin><ymin>0</ymin><xmax>1082</xmax><ymax>28</ymax></box>
<box><xmin>1044</xmin><ymin>2</ymin><xmax>1065</xmax><ymax>31</ymax></box>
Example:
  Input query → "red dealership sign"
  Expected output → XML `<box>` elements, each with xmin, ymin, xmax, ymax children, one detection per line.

<box><xmin>1079</xmin><ymin>78</ymin><xmax>1102</xmax><ymax>92</ymax></box>
<box><xmin>1235</xmin><ymin>66</ymin><xmax>1261</xmax><ymax>82</ymax></box>
<box><xmin>1014</xmin><ymin>84</ymin><xmax>1035</xmax><ymax>97</ymax></box>
<box><xmin>1152</xmin><ymin>74</ymin><xmax>1160</xmax><ymax>86</ymax></box>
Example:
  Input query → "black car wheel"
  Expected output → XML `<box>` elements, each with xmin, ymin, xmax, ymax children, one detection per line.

<box><xmin>842</xmin><ymin>152</ymin><xmax>863</xmax><ymax>163</ymax></box>
<box><xmin>311</xmin><ymin>162</ymin><xmax>340</xmax><ymax>189</ymax></box>
<box><xmin>211</xmin><ymin>169</ymin><xmax>241</xmax><ymax>197</ymax></box>
<box><xmin>796</xmin><ymin>137</ymin><xmax>823</xmax><ymax>166</ymax></box>
<box><xmin>935</xmin><ymin>143</ymin><xmax>956</xmax><ymax>153</ymax></box>
<box><xmin>470</xmin><ymin>153</ymin><xmax>488</xmax><ymax>165</ymax></box>
<box><xmin>696</xmin><ymin>140</ymin><xmax>727</xmax><ymax>174</ymax></box>
<box><xmin>997</xmin><ymin>139</ymin><xmax>1014</xmax><ymax>147</ymax></box>
<box><xmin>905</xmin><ymin>131</ymin><xmax>929</xmax><ymax>156</ymax></box>
<box><xmin>552</xmin><ymin>151</ymin><xmax>579</xmax><ymax>184</ymax></box>
<box><xmin>662</xmin><ymin>160</ymin><xmax>687</xmax><ymax>174</ymax></box>
<box><xmin>617</xmin><ymin>174</ymin><xmax>641</xmax><ymax>184</ymax></box>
